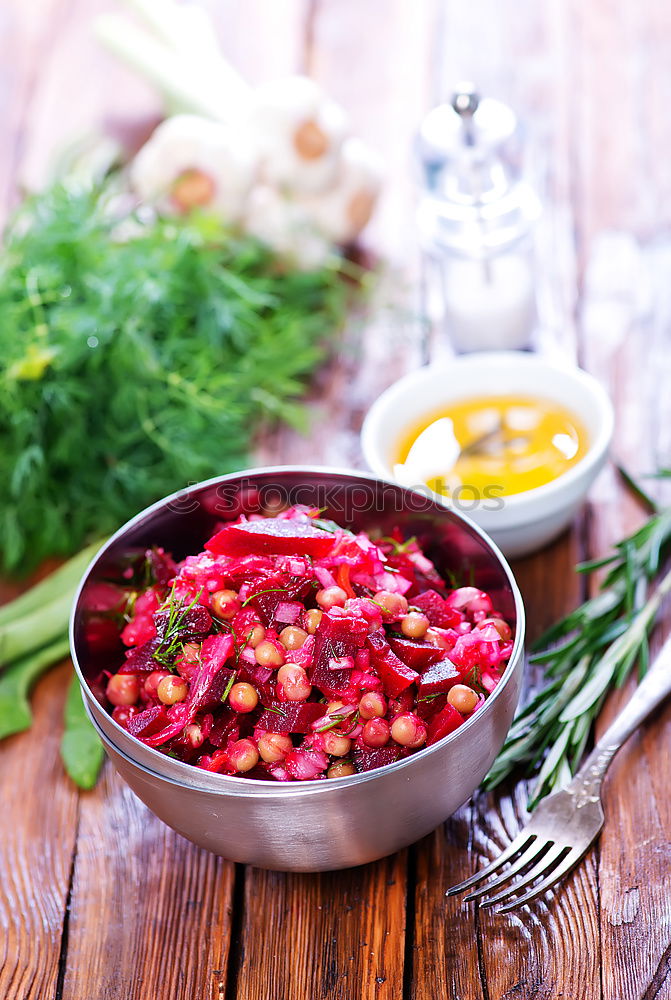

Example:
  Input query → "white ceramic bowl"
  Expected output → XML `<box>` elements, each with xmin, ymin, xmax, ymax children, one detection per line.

<box><xmin>361</xmin><ymin>352</ymin><xmax>614</xmax><ymax>558</ymax></box>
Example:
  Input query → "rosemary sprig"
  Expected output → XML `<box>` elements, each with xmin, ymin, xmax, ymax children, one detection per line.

<box><xmin>484</xmin><ymin>492</ymin><xmax>671</xmax><ymax>808</ymax></box>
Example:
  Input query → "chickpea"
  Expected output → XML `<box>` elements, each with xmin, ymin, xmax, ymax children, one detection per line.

<box><xmin>426</xmin><ymin>627</ymin><xmax>453</xmax><ymax>650</ymax></box>
<box><xmin>401</xmin><ymin>612</ymin><xmax>430</xmax><ymax>639</ymax></box>
<box><xmin>322</xmin><ymin>731</ymin><xmax>352</xmax><ymax>757</ymax></box>
<box><xmin>277</xmin><ymin>663</ymin><xmax>312</xmax><ymax>701</ymax></box>
<box><xmin>327</xmin><ymin>761</ymin><xmax>356</xmax><ymax>779</ymax></box>
<box><xmin>228</xmin><ymin>682</ymin><xmax>259</xmax><ymax>713</ymax></box>
<box><xmin>359</xmin><ymin>691</ymin><xmax>386</xmax><ymax>720</ymax></box>
<box><xmin>143</xmin><ymin>669</ymin><xmax>171</xmax><ymax>700</ymax></box>
<box><xmin>362</xmin><ymin>718</ymin><xmax>390</xmax><ymax>748</ymax></box>
<box><xmin>305</xmin><ymin>608</ymin><xmax>323</xmax><ymax>634</ymax></box>
<box><xmin>316</xmin><ymin>586</ymin><xmax>348</xmax><ymax>610</ymax></box>
<box><xmin>157</xmin><ymin>675</ymin><xmax>189</xmax><ymax>705</ymax></box>
<box><xmin>258</xmin><ymin>732</ymin><xmax>293</xmax><ymax>763</ymax></box>
<box><xmin>210</xmin><ymin>589</ymin><xmax>241</xmax><ymax>621</ymax></box>
<box><xmin>279</xmin><ymin>626</ymin><xmax>308</xmax><ymax>651</ymax></box>
<box><xmin>373</xmin><ymin>590</ymin><xmax>408</xmax><ymax>619</ymax></box>
<box><xmin>180</xmin><ymin>642</ymin><xmax>201</xmax><ymax>663</ymax></box>
<box><xmin>106</xmin><ymin>673</ymin><xmax>140</xmax><ymax>707</ymax></box>
<box><xmin>390</xmin><ymin>712</ymin><xmax>427</xmax><ymax>748</ymax></box>
<box><xmin>447</xmin><ymin>684</ymin><xmax>479</xmax><ymax>715</ymax></box>
<box><xmin>255</xmin><ymin>640</ymin><xmax>285</xmax><ymax>667</ymax></box>
<box><xmin>227</xmin><ymin>739</ymin><xmax>259</xmax><ymax>773</ymax></box>
<box><xmin>183</xmin><ymin>723</ymin><xmax>205</xmax><ymax>749</ymax></box>
<box><xmin>246</xmin><ymin>624</ymin><xmax>266</xmax><ymax>648</ymax></box>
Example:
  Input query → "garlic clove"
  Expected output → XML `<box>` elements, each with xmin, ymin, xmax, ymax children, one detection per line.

<box><xmin>250</xmin><ymin>76</ymin><xmax>349</xmax><ymax>195</ymax></box>
<box><xmin>130</xmin><ymin>114</ymin><xmax>258</xmax><ymax>222</ymax></box>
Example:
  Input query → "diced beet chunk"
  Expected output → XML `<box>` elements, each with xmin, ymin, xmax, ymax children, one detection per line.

<box><xmin>416</xmin><ymin>693</ymin><xmax>447</xmax><ymax>721</ymax></box>
<box><xmin>427</xmin><ymin>704</ymin><xmax>464</xmax><ymax>745</ymax></box>
<box><xmin>206</xmin><ymin>517</ymin><xmax>336</xmax><ymax>558</ymax></box>
<box><xmin>411</xmin><ymin>590</ymin><xmax>463</xmax><ymax>629</ymax></box>
<box><xmin>256</xmin><ymin>702</ymin><xmax>325</xmax><ymax>733</ymax></box>
<box><xmin>353</xmin><ymin>744</ymin><xmax>402</xmax><ymax>772</ymax></box>
<box><xmin>197</xmin><ymin>666</ymin><xmax>236</xmax><ymax>712</ymax></box>
<box><xmin>187</xmin><ymin>634</ymin><xmax>235</xmax><ymax>711</ymax></box>
<box><xmin>367</xmin><ymin>632</ymin><xmax>419</xmax><ymax>697</ymax></box>
<box><xmin>388</xmin><ymin>635</ymin><xmax>443</xmax><ymax>673</ymax></box>
<box><xmin>153</xmin><ymin>604</ymin><xmax>212</xmax><ymax>640</ymax></box>
<box><xmin>310</xmin><ymin>611</ymin><xmax>368</xmax><ymax>696</ymax></box>
<box><xmin>250</xmin><ymin>577</ymin><xmax>313</xmax><ymax>627</ymax></box>
<box><xmin>417</xmin><ymin>658</ymin><xmax>461</xmax><ymax>698</ymax></box>
<box><xmin>117</xmin><ymin>636</ymin><xmax>163</xmax><ymax>673</ymax></box>
<box><xmin>127</xmin><ymin>705</ymin><xmax>171</xmax><ymax>738</ymax></box>
<box><xmin>209</xmin><ymin>711</ymin><xmax>240</xmax><ymax>747</ymax></box>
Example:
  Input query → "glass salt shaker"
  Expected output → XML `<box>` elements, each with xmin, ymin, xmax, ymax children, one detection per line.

<box><xmin>416</xmin><ymin>85</ymin><xmax>541</xmax><ymax>353</ymax></box>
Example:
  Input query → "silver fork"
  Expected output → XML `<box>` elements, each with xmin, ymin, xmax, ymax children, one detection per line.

<box><xmin>447</xmin><ymin>633</ymin><xmax>671</xmax><ymax>913</ymax></box>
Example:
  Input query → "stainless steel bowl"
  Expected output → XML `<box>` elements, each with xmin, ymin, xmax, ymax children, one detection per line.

<box><xmin>70</xmin><ymin>467</ymin><xmax>525</xmax><ymax>871</ymax></box>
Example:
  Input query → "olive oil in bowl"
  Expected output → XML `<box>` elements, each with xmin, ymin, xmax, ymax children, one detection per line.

<box><xmin>396</xmin><ymin>394</ymin><xmax>589</xmax><ymax>497</ymax></box>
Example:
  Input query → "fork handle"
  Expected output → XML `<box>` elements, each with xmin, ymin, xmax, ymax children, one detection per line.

<box><xmin>567</xmin><ymin>632</ymin><xmax>671</xmax><ymax>801</ymax></box>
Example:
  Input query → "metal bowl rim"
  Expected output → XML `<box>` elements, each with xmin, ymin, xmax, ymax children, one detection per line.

<box><xmin>70</xmin><ymin>464</ymin><xmax>525</xmax><ymax>795</ymax></box>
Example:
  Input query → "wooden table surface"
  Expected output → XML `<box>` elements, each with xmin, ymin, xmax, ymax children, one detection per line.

<box><xmin>2</xmin><ymin>2</ymin><xmax>671</xmax><ymax>998</ymax></box>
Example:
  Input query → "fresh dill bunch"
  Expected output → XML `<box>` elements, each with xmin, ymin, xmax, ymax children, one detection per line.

<box><xmin>0</xmin><ymin>180</ymin><xmax>354</xmax><ymax>574</ymax></box>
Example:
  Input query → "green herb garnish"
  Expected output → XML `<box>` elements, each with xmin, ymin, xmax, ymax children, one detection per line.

<box><xmin>220</xmin><ymin>671</ymin><xmax>237</xmax><ymax>705</ymax></box>
<box><xmin>264</xmin><ymin>705</ymin><xmax>288</xmax><ymax>718</ymax></box>
<box><xmin>0</xmin><ymin>179</ymin><xmax>353</xmax><ymax>575</ymax></box>
<box><xmin>240</xmin><ymin>587</ymin><xmax>286</xmax><ymax>608</ymax></box>
<box><xmin>486</xmin><ymin>472</ymin><xmax>671</xmax><ymax>806</ymax></box>
<box><xmin>152</xmin><ymin>588</ymin><xmax>204</xmax><ymax>666</ymax></box>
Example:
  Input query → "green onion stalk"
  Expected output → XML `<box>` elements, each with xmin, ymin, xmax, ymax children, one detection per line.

<box><xmin>0</xmin><ymin>540</ymin><xmax>105</xmax><ymax>787</ymax></box>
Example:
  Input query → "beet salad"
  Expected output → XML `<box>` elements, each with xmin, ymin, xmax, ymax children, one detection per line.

<box><xmin>103</xmin><ymin>506</ymin><xmax>514</xmax><ymax>780</ymax></box>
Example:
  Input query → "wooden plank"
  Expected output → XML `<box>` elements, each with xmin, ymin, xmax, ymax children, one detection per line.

<box><xmin>15</xmin><ymin>0</ymin><xmax>160</xmax><ymax>197</ymax></box>
<box><xmin>581</xmin><ymin>231</ymin><xmax>671</xmax><ymax>1000</ymax></box>
<box><xmin>3</xmin><ymin>3</ymin><xmax>306</xmax><ymax>998</ymax></box>
<box><xmin>0</xmin><ymin>0</ymin><xmax>65</xmax><ymax>219</ymax></box>
<box><xmin>412</xmin><ymin>536</ymin><xmax>602</xmax><ymax>999</ymax></box>
<box><xmin>60</xmin><ymin>767</ymin><xmax>235</xmax><ymax>1000</ymax></box>
<box><xmin>244</xmin><ymin>2</ymin><xmax>438</xmax><ymax>997</ymax></box>
<box><xmin>203</xmin><ymin>0</ymin><xmax>311</xmax><ymax>82</ymax></box>
<box><xmin>411</xmin><ymin>1</ymin><xmax>602</xmax><ymax>996</ymax></box>
<box><xmin>235</xmin><ymin>855</ymin><xmax>407</xmax><ymax>1000</ymax></box>
<box><xmin>0</xmin><ymin>661</ymin><xmax>79</xmax><ymax>1000</ymax></box>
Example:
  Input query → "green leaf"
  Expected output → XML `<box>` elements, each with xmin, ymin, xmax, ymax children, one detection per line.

<box><xmin>60</xmin><ymin>671</ymin><xmax>104</xmax><ymax>789</ymax></box>
<box><xmin>0</xmin><ymin>636</ymin><xmax>70</xmax><ymax>739</ymax></box>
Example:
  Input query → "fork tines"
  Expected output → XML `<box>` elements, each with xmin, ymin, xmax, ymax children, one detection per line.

<box><xmin>447</xmin><ymin>834</ymin><xmax>578</xmax><ymax>912</ymax></box>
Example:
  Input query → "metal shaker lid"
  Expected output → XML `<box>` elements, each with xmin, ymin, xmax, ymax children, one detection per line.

<box><xmin>417</xmin><ymin>84</ymin><xmax>540</xmax><ymax>255</ymax></box>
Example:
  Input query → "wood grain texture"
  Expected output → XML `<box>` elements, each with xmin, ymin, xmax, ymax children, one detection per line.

<box><xmin>2</xmin><ymin>0</ymin><xmax>671</xmax><ymax>997</ymax></box>
<box><xmin>412</xmin><ymin>538</ymin><xmax>603</xmax><ymax>1000</ymax></box>
<box><xmin>243</xmin><ymin>4</ymin><xmax>437</xmax><ymax>997</ymax></box>
<box><xmin>582</xmin><ymin>232</ymin><xmax>671</xmax><ymax>1000</ymax></box>
<box><xmin>60</xmin><ymin>767</ymin><xmax>235</xmax><ymax>1000</ymax></box>
<box><xmin>235</xmin><ymin>855</ymin><xmax>407</xmax><ymax>1000</ymax></box>
<box><xmin>0</xmin><ymin>661</ymin><xmax>79</xmax><ymax>1000</ymax></box>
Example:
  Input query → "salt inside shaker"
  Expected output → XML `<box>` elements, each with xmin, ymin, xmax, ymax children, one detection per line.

<box><xmin>417</xmin><ymin>85</ymin><xmax>541</xmax><ymax>352</ymax></box>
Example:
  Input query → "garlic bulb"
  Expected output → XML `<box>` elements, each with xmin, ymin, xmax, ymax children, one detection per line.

<box><xmin>251</xmin><ymin>76</ymin><xmax>348</xmax><ymax>195</ymax></box>
<box><xmin>305</xmin><ymin>137</ymin><xmax>383</xmax><ymax>244</ymax></box>
<box><xmin>130</xmin><ymin>114</ymin><xmax>257</xmax><ymax>221</ymax></box>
